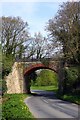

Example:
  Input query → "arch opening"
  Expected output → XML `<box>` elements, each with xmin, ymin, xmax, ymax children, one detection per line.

<box><xmin>24</xmin><ymin>65</ymin><xmax>58</xmax><ymax>94</ymax></box>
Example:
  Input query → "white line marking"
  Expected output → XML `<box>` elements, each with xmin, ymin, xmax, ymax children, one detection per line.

<box><xmin>43</xmin><ymin>99</ymin><xmax>48</xmax><ymax>103</ymax></box>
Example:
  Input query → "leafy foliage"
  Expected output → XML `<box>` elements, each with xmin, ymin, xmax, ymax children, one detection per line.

<box><xmin>63</xmin><ymin>67</ymin><xmax>79</xmax><ymax>94</ymax></box>
<box><xmin>66</xmin><ymin>67</ymin><xmax>78</xmax><ymax>83</ymax></box>
<box><xmin>2</xmin><ymin>54</ymin><xmax>14</xmax><ymax>77</ymax></box>
<box><xmin>32</xmin><ymin>69</ymin><xmax>58</xmax><ymax>86</ymax></box>
<box><xmin>63</xmin><ymin>94</ymin><xmax>80</xmax><ymax>104</ymax></box>
<box><xmin>57</xmin><ymin>94</ymin><xmax>80</xmax><ymax>105</ymax></box>
<box><xmin>2</xmin><ymin>79</ymin><xmax>7</xmax><ymax>95</ymax></box>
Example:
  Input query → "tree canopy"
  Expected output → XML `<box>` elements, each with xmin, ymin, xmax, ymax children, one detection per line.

<box><xmin>46</xmin><ymin>2</ymin><xmax>80</xmax><ymax>64</ymax></box>
<box><xmin>1</xmin><ymin>16</ymin><xmax>29</xmax><ymax>58</ymax></box>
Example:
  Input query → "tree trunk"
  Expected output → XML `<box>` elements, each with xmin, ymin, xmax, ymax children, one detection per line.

<box><xmin>58</xmin><ymin>59</ymin><xmax>65</xmax><ymax>95</ymax></box>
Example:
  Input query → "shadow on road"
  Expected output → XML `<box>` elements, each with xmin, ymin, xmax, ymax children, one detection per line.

<box><xmin>29</xmin><ymin>90</ymin><xmax>72</xmax><ymax>104</ymax></box>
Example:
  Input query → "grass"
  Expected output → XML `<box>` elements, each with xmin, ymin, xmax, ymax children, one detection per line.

<box><xmin>58</xmin><ymin>94</ymin><xmax>80</xmax><ymax>105</ymax></box>
<box><xmin>63</xmin><ymin>95</ymin><xmax>80</xmax><ymax>105</ymax></box>
<box><xmin>2</xmin><ymin>94</ymin><xmax>35</xmax><ymax>120</ymax></box>
<box><xmin>31</xmin><ymin>85</ymin><xmax>58</xmax><ymax>92</ymax></box>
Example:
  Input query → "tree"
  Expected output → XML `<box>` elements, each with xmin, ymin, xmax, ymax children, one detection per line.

<box><xmin>46</xmin><ymin>1</ymin><xmax>80</xmax><ymax>94</ymax></box>
<box><xmin>28</xmin><ymin>32</ymin><xmax>56</xmax><ymax>60</ymax></box>
<box><xmin>1</xmin><ymin>16</ymin><xmax>29</xmax><ymax>58</ymax></box>
<box><xmin>21</xmin><ymin>31</ymin><xmax>58</xmax><ymax>61</ymax></box>
<box><xmin>46</xmin><ymin>2</ymin><xmax>80</xmax><ymax>64</ymax></box>
<box><xmin>33</xmin><ymin>69</ymin><xmax>58</xmax><ymax>86</ymax></box>
<box><xmin>29</xmin><ymin>32</ymin><xmax>48</xmax><ymax>60</ymax></box>
<box><xmin>1</xmin><ymin>16</ymin><xmax>30</xmax><ymax>77</ymax></box>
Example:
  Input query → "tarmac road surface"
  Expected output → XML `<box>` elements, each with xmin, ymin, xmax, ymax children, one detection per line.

<box><xmin>24</xmin><ymin>90</ymin><xmax>79</xmax><ymax>119</ymax></box>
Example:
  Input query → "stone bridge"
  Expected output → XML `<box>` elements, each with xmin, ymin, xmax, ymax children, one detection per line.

<box><xmin>6</xmin><ymin>60</ymin><xmax>63</xmax><ymax>94</ymax></box>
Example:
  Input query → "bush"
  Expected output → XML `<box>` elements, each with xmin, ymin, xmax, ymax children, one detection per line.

<box><xmin>64</xmin><ymin>67</ymin><xmax>79</xmax><ymax>93</ymax></box>
<box><xmin>66</xmin><ymin>67</ymin><xmax>78</xmax><ymax>83</ymax></box>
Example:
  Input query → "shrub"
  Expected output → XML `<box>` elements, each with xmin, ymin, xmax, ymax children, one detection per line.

<box><xmin>64</xmin><ymin>67</ymin><xmax>79</xmax><ymax>93</ymax></box>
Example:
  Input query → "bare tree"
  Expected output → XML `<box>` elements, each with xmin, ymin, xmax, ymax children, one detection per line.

<box><xmin>27</xmin><ymin>32</ymin><xmax>49</xmax><ymax>60</ymax></box>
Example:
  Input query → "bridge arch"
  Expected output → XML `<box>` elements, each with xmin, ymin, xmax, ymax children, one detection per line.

<box><xmin>23</xmin><ymin>63</ymin><xmax>58</xmax><ymax>94</ymax></box>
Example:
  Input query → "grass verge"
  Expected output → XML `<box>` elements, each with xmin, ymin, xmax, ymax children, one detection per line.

<box><xmin>2</xmin><ymin>94</ymin><xmax>35</xmax><ymax>120</ymax></box>
<box><xmin>57</xmin><ymin>94</ymin><xmax>80</xmax><ymax>105</ymax></box>
<box><xmin>31</xmin><ymin>85</ymin><xmax>58</xmax><ymax>92</ymax></box>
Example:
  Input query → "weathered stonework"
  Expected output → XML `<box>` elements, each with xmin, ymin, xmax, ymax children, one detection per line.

<box><xmin>6</xmin><ymin>62</ymin><xmax>24</xmax><ymax>93</ymax></box>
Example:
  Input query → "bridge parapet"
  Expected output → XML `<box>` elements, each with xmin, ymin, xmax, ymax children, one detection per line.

<box><xmin>15</xmin><ymin>57</ymin><xmax>57</xmax><ymax>62</ymax></box>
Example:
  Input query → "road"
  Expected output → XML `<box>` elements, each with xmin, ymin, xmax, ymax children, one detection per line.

<box><xmin>24</xmin><ymin>90</ymin><xmax>79</xmax><ymax>119</ymax></box>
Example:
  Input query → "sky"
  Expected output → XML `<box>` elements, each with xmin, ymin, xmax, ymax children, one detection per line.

<box><xmin>0</xmin><ymin>0</ymin><xmax>76</xmax><ymax>37</ymax></box>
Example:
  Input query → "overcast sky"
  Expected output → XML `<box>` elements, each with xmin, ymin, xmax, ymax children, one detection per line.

<box><xmin>0</xmin><ymin>0</ymin><xmax>75</xmax><ymax>37</ymax></box>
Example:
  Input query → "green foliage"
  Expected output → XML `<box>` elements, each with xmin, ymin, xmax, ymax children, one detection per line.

<box><xmin>2</xmin><ymin>94</ymin><xmax>35</xmax><ymax>119</ymax></box>
<box><xmin>63</xmin><ymin>95</ymin><xmax>80</xmax><ymax>104</ymax></box>
<box><xmin>32</xmin><ymin>69</ymin><xmax>58</xmax><ymax>87</ymax></box>
<box><xmin>2</xmin><ymin>79</ymin><xmax>7</xmax><ymax>95</ymax></box>
<box><xmin>63</xmin><ymin>67</ymin><xmax>79</xmax><ymax>93</ymax></box>
<box><xmin>65</xmin><ymin>67</ymin><xmax>78</xmax><ymax>83</ymax></box>
<box><xmin>57</xmin><ymin>94</ymin><xmax>80</xmax><ymax>105</ymax></box>
<box><xmin>2</xmin><ymin>54</ymin><xmax>14</xmax><ymax>77</ymax></box>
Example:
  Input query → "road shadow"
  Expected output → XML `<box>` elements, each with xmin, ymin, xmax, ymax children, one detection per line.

<box><xmin>30</xmin><ymin>90</ymin><xmax>73</xmax><ymax>104</ymax></box>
